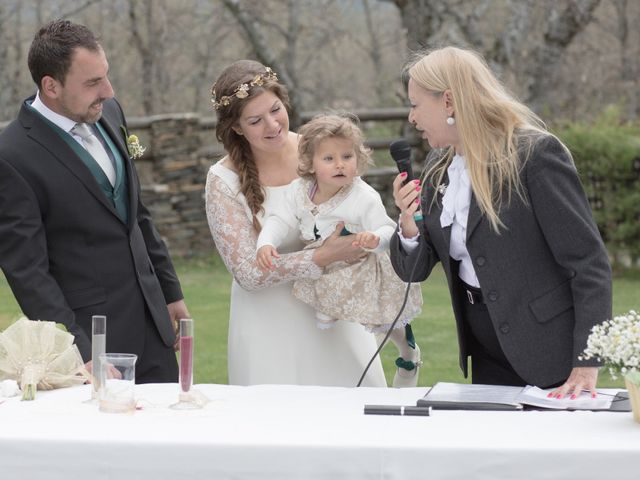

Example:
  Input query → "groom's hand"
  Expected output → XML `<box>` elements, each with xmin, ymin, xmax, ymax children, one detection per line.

<box><xmin>167</xmin><ymin>299</ymin><xmax>190</xmax><ymax>350</ymax></box>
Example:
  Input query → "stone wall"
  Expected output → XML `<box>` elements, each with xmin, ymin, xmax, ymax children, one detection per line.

<box><xmin>130</xmin><ymin>114</ymin><xmax>211</xmax><ymax>257</ymax></box>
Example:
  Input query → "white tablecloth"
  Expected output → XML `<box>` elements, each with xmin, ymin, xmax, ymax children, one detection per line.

<box><xmin>0</xmin><ymin>383</ymin><xmax>638</xmax><ymax>479</ymax></box>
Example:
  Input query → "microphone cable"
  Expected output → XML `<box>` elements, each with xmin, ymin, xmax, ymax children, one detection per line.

<box><xmin>356</xmin><ymin>240</ymin><xmax>424</xmax><ymax>387</ymax></box>
<box><xmin>356</xmin><ymin>138</ymin><xmax>427</xmax><ymax>387</ymax></box>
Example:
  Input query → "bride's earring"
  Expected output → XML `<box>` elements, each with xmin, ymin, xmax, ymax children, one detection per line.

<box><xmin>446</xmin><ymin>116</ymin><xmax>455</xmax><ymax>126</ymax></box>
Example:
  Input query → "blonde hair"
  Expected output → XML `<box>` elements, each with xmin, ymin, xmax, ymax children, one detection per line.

<box><xmin>297</xmin><ymin>113</ymin><xmax>374</xmax><ymax>181</ymax></box>
<box><xmin>406</xmin><ymin>46</ymin><xmax>555</xmax><ymax>232</ymax></box>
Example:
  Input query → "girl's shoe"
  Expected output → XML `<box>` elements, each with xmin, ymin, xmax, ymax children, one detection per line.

<box><xmin>392</xmin><ymin>345</ymin><xmax>422</xmax><ymax>388</ymax></box>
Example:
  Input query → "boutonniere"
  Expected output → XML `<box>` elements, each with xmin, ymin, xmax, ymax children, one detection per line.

<box><xmin>120</xmin><ymin>125</ymin><xmax>146</xmax><ymax>159</ymax></box>
<box><xmin>437</xmin><ymin>183</ymin><xmax>448</xmax><ymax>196</ymax></box>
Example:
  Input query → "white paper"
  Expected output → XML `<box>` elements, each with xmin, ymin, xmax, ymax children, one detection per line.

<box><xmin>425</xmin><ymin>382</ymin><xmax>523</xmax><ymax>405</ymax></box>
<box><xmin>423</xmin><ymin>383</ymin><xmax>617</xmax><ymax>411</ymax></box>
<box><xmin>516</xmin><ymin>386</ymin><xmax>613</xmax><ymax>410</ymax></box>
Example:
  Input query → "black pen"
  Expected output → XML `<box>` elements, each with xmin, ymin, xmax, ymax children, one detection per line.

<box><xmin>364</xmin><ymin>405</ymin><xmax>432</xmax><ymax>416</ymax></box>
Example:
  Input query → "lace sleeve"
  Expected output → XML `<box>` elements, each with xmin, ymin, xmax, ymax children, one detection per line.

<box><xmin>205</xmin><ymin>172</ymin><xmax>322</xmax><ymax>291</ymax></box>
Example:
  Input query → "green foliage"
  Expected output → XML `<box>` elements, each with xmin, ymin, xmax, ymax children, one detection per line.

<box><xmin>361</xmin><ymin>120</ymin><xmax>406</xmax><ymax>168</ymax></box>
<box><xmin>554</xmin><ymin>108</ymin><xmax>640</xmax><ymax>265</ymax></box>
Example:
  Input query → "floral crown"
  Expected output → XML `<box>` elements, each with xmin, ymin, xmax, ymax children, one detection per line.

<box><xmin>210</xmin><ymin>67</ymin><xmax>278</xmax><ymax>110</ymax></box>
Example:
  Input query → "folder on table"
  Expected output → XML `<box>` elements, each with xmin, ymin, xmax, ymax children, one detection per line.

<box><xmin>416</xmin><ymin>382</ymin><xmax>631</xmax><ymax>412</ymax></box>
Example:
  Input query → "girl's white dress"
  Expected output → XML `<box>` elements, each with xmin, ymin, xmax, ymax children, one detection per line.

<box><xmin>205</xmin><ymin>161</ymin><xmax>386</xmax><ymax>387</ymax></box>
<box><xmin>257</xmin><ymin>177</ymin><xmax>423</xmax><ymax>332</ymax></box>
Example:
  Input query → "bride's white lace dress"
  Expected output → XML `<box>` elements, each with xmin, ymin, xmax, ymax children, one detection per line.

<box><xmin>205</xmin><ymin>161</ymin><xmax>386</xmax><ymax>387</ymax></box>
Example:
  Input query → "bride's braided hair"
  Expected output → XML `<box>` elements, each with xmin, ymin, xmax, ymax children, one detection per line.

<box><xmin>212</xmin><ymin>60</ymin><xmax>291</xmax><ymax>232</ymax></box>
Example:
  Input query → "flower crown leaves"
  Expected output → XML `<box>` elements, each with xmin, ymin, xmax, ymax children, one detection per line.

<box><xmin>210</xmin><ymin>67</ymin><xmax>278</xmax><ymax>110</ymax></box>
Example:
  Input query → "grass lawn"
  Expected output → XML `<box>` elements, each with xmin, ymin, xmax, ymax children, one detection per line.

<box><xmin>1</xmin><ymin>255</ymin><xmax>635</xmax><ymax>388</ymax></box>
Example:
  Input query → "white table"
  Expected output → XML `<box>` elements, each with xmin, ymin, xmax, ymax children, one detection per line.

<box><xmin>0</xmin><ymin>383</ymin><xmax>638</xmax><ymax>479</ymax></box>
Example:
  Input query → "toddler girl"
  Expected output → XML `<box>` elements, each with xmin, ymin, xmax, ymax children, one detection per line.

<box><xmin>256</xmin><ymin>114</ymin><xmax>423</xmax><ymax>387</ymax></box>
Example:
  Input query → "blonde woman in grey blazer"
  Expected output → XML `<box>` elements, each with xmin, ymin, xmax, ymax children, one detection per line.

<box><xmin>390</xmin><ymin>47</ymin><xmax>611</xmax><ymax>398</ymax></box>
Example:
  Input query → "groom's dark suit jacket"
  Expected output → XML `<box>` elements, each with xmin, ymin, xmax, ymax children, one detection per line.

<box><xmin>391</xmin><ymin>135</ymin><xmax>612</xmax><ymax>387</ymax></box>
<box><xmin>0</xmin><ymin>97</ymin><xmax>182</xmax><ymax>365</ymax></box>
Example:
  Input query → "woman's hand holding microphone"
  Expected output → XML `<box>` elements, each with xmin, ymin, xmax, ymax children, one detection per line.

<box><xmin>393</xmin><ymin>172</ymin><xmax>422</xmax><ymax>238</ymax></box>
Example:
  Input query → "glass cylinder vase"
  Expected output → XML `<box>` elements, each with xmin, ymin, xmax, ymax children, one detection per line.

<box><xmin>170</xmin><ymin>318</ymin><xmax>201</xmax><ymax>410</ymax></box>
<box><xmin>179</xmin><ymin>318</ymin><xmax>194</xmax><ymax>397</ymax></box>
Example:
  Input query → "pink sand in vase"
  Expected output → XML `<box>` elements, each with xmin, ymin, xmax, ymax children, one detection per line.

<box><xmin>179</xmin><ymin>335</ymin><xmax>193</xmax><ymax>393</ymax></box>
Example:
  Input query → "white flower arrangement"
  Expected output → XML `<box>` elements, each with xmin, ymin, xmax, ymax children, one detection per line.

<box><xmin>580</xmin><ymin>310</ymin><xmax>640</xmax><ymax>384</ymax></box>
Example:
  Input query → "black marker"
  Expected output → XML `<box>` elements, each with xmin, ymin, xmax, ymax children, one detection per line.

<box><xmin>364</xmin><ymin>405</ymin><xmax>431</xmax><ymax>416</ymax></box>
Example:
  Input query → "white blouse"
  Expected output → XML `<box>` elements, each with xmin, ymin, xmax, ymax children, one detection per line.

<box><xmin>399</xmin><ymin>154</ymin><xmax>480</xmax><ymax>287</ymax></box>
<box><xmin>440</xmin><ymin>154</ymin><xmax>479</xmax><ymax>287</ymax></box>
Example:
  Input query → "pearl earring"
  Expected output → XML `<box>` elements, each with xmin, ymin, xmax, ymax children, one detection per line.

<box><xmin>446</xmin><ymin>116</ymin><xmax>455</xmax><ymax>126</ymax></box>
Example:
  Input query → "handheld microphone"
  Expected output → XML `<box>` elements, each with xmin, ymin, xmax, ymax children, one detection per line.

<box><xmin>390</xmin><ymin>139</ymin><xmax>423</xmax><ymax>221</ymax></box>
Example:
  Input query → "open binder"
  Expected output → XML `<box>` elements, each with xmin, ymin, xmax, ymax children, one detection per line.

<box><xmin>416</xmin><ymin>382</ymin><xmax>631</xmax><ymax>412</ymax></box>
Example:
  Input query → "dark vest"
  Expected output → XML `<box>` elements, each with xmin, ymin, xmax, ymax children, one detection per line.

<box><xmin>31</xmin><ymin>108</ymin><xmax>129</xmax><ymax>224</ymax></box>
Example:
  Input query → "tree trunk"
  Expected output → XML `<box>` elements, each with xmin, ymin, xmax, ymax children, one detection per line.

<box><xmin>393</xmin><ymin>0</ymin><xmax>601</xmax><ymax>113</ymax></box>
<box><xmin>613</xmin><ymin>0</ymin><xmax>638</xmax><ymax>121</ymax></box>
<box><xmin>525</xmin><ymin>0</ymin><xmax>601</xmax><ymax>111</ymax></box>
<box><xmin>128</xmin><ymin>0</ymin><xmax>154</xmax><ymax>115</ymax></box>
<box><xmin>221</xmin><ymin>0</ymin><xmax>303</xmax><ymax>128</ymax></box>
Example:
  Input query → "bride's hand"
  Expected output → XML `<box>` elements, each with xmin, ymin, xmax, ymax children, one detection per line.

<box><xmin>312</xmin><ymin>222</ymin><xmax>365</xmax><ymax>267</ymax></box>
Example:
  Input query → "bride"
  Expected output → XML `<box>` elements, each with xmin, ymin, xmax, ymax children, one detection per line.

<box><xmin>205</xmin><ymin>60</ymin><xmax>386</xmax><ymax>387</ymax></box>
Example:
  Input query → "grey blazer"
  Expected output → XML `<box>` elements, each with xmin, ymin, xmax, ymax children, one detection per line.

<box><xmin>390</xmin><ymin>135</ymin><xmax>611</xmax><ymax>387</ymax></box>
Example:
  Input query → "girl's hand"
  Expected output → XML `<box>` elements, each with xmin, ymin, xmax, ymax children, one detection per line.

<box><xmin>353</xmin><ymin>231</ymin><xmax>379</xmax><ymax>250</ymax></box>
<box><xmin>393</xmin><ymin>173</ymin><xmax>421</xmax><ymax>238</ymax></box>
<box><xmin>256</xmin><ymin>245</ymin><xmax>280</xmax><ymax>270</ymax></box>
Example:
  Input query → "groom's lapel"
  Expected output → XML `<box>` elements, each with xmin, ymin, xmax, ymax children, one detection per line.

<box><xmin>21</xmin><ymin>105</ymin><xmax>120</xmax><ymax>218</ymax></box>
<box><xmin>98</xmin><ymin>109</ymin><xmax>129</xmax><ymax>161</ymax></box>
<box><xmin>97</xmin><ymin>104</ymin><xmax>139</xmax><ymax>228</ymax></box>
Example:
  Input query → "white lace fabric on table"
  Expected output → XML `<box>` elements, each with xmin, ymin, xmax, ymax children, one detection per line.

<box><xmin>0</xmin><ymin>318</ymin><xmax>88</xmax><ymax>396</ymax></box>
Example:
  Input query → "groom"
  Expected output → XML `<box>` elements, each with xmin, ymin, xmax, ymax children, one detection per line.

<box><xmin>0</xmin><ymin>19</ymin><xmax>188</xmax><ymax>383</ymax></box>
